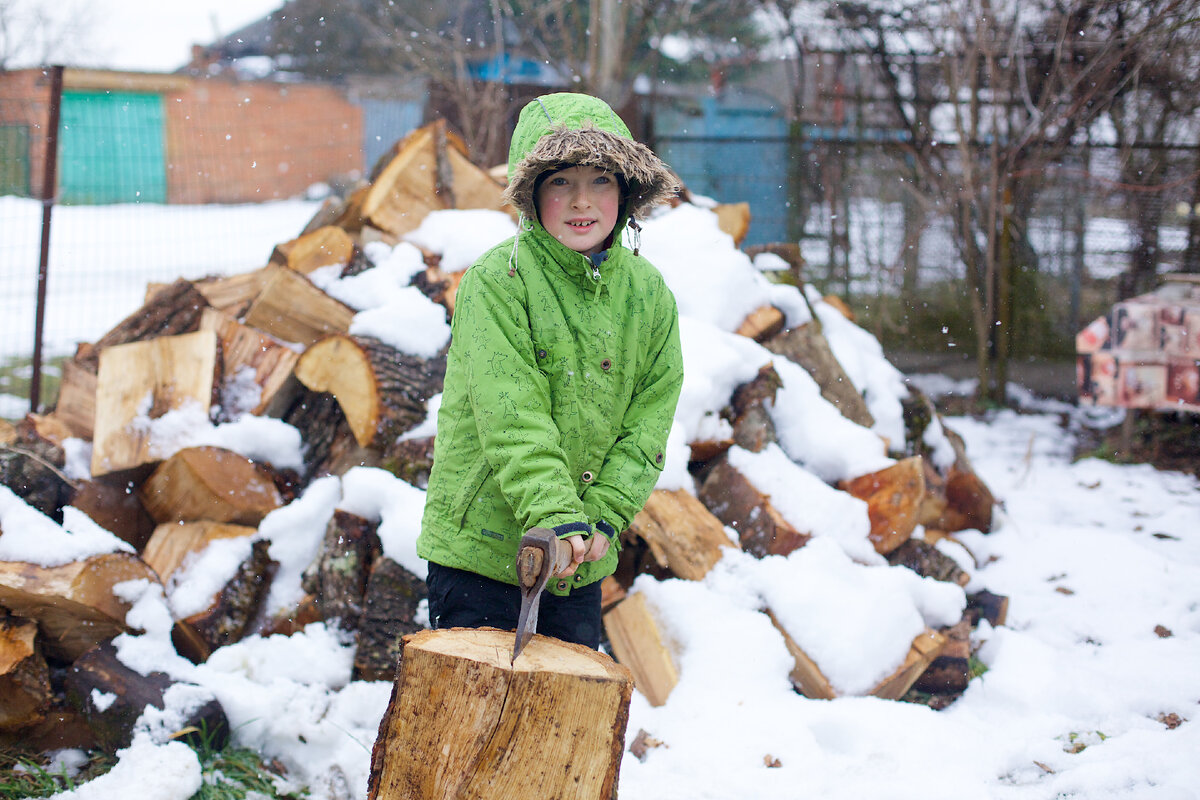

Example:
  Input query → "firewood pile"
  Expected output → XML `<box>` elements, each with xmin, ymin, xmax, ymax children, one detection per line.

<box><xmin>0</xmin><ymin>120</ymin><xmax>1006</xmax><ymax>760</ymax></box>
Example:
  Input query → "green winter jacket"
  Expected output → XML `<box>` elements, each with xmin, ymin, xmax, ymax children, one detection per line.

<box><xmin>417</xmin><ymin>93</ymin><xmax>683</xmax><ymax>595</ymax></box>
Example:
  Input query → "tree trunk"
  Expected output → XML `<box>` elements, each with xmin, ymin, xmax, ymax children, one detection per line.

<box><xmin>368</xmin><ymin>628</ymin><xmax>632</xmax><ymax>800</ymax></box>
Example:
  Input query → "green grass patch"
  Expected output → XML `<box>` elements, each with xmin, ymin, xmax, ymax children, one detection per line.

<box><xmin>0</xmin><ymin>748</ymin><xmax>115</xmax><ymax>799</ymax></box>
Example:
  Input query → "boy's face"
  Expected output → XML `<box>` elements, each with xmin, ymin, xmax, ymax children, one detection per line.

<box><xmin>534</xmin><ymin>165</ymin><xmax>621</xmax><ymax>257</ymax></box>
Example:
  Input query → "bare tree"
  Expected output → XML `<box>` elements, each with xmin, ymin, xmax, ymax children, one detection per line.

<box><xmin>0</xmin><ymin>0</ymin><xmax>97</xmax><ymax>70</ymax></box>
<box><xmin>816</xmin><ymin>0</ymin><xmax>1189</xmax><ymax>405</ymax></box>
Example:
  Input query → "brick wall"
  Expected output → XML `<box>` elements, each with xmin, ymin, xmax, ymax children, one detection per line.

<box><xmin>165</xmin><ymin>78</ymin><xmax>364</xmax><ymax>204</ymax></box>
<box><xmin>0</xmin><ymin>69</ymin><xmax>54</xmax><ymax>198</ymax></box>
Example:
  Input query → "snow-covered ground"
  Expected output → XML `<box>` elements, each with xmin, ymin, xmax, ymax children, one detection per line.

<box><xmin>0</xmin><ymin>200</ymin><xmax>1197</xmax><ymax>800</ymax></box>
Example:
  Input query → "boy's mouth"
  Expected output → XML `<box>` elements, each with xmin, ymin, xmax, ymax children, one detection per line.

<box><xmin>567</xmin><ymin>220</ymin><xmax>595</xmax><ymax>229</ymax></box>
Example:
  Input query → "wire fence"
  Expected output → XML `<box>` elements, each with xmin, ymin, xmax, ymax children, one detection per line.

<box><xmin>3</xmin><ymin>67</ymin><xmax>1197</xmax><ymax>419</ymax></box>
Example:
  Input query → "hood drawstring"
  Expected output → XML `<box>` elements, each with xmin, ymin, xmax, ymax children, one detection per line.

<box><xmin>509</xmin><ymin>214</ymin><xmax>534</xmax><ymax>277</ymax></box>
<box><xmin>628</xmin><ymin>219</ymin><xmax>643</xmax><ymax>256</ymax></box>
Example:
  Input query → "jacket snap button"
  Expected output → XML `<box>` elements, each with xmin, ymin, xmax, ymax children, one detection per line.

<box><xmin>581</xmin><ymin>470</ymin><xmax>595</xmax><ymax>483</ymax></box>
<box><xmin>556</xmin><ymin>580</ymin><xmax>568</xmax><ymax>591</ymax></box>
<box><xmin>601</xmin><ymin>358</ymin><xmax>612</xmax><ymax>371</ymax></box>
<box><xmin>655</xmin><ymin>452</ymin><xmax>664</xmax><ymax>465</ymax></box>
<box><xmin>537</xmin><ymin>349</ymin><xmax>548</xmax><ymax>359</ymax></box>
<box><xmin>574</xmin><ymin>574</ymin><xmax>583</xmax><ymax>582</ymax></box>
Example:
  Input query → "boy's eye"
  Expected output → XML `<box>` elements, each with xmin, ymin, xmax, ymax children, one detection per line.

<box><xmin>594</xmin><ymin>175</ymin><xmax>611</xmax><ymax>185</ymax></box>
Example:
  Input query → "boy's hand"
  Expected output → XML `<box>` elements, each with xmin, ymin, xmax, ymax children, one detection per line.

<box><xmin>556</xmin><ymin>533</ymin><xmax>610</xmax><ymax>577</ymax></box>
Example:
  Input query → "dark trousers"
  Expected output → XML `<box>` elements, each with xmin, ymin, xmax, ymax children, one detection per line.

<box><xmin>425</xmin><ymin>562</ymin><xmax>603</xmax><ymax>650</ymax></box>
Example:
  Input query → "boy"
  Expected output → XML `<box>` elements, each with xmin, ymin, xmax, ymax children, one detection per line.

<box><xmin>417</xmin><ymin>92</ymin><xmax>683</xmax><ymax>649</ymax></box>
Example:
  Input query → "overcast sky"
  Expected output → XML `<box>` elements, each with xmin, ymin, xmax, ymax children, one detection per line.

<box><xmin>9</xmin><ymin>0</ymin><xmax>284</xmax><ymax>72</ymax></box>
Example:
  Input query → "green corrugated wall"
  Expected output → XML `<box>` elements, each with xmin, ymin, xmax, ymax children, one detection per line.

<box><xmin>58</xmin><ymin>90</ymin><xmax>166</xmax><ymax>204</ymax></box>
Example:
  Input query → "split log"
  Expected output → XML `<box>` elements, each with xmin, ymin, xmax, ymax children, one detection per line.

<box><xmin>350</xmin><ymin>121</ymin><xmax>510</xmax><ymax>239</ymax></box>
<box><xmin>886</xmin><ymin>537</ymin><xmax>970</xmax><ymax>586</ymax></box>
<box><xmin>50</xmin><ymin>358</ymin><xmax>98</xmax><ymax>440</ymax></box>
<box><xmin>698</xmin><ymin>454</ymin><xmax>811</xmax><ymax>558</ymax></box>
<box><xmin>766</xmin><ymin>609</ymin><xmax>946</xmax><ymax>700</ymax></box>
<box><xmin>0</xmin><ymin>702</ymin><xmax>96</xmax><ymax>753</ymax></box>
<box><xmin>0</xmin><ymin>419</ymin><xmax>13</xmax><ymax>443</ymax></box>
<box><xmin>353</xmin><ymin>556</ymin><xmax>427</xmax><ymax>682</ymax></box>
<box><xmin>90</xmin><ymin>329</ymin><xmax>219</xmax><ymax>477</ymax></box>
<box><xmin>301</xmin><ymin>510</ymin><xmax>382</xmax><ymax>629</ymax></box>
<box><xmin>603</xmin><ymin>593</ymin><xmax>678</xmax><ymax>707</ymax></box>
<box><xmin>735</xmin><ymin>305</ymin><xmax>786</xmax><ymax>343</ymax></box>
<box><xmin>600</xmin><ymin>575</ymin><xmax>626</xmax><ymax>611</ymax></box>
<box><xmin>764</xmin><ymin>323</ymin><xmax>874</xmax><ymax>429</ymax></box>
<box><xmin>0</xmin><ymin>613</ymin><xmax>51</xmax><ymax>732</ymax></box>
<box><xmin>626</xmin><ymin>489</ymin><xmax>737</xmax><ymax>581</ymax></box>
<box><xmin>412</xmin><ymin>265</ymin><xmax>465</xmax><ymax>315</ymax></box>
<box><xmin>179</xmin><ymin>539</ymin><xmax>278</xmax><ymax>658</ymax></box>
<box><xmin>137</xmin><ymin>446</ymin><xmax>283</xmax><ymax>525</ymax></box>
<box><xmin>191</xmin><ymin>268</ymin><xmax>270</xmax><ymax>317</ymax></box>
<box><xmin>269</xmin><ymin>225</ymin><xmax>355</xmax><ymax>275</ymax></box>
<box><xmin>199</xmin><ymin>308</ymin><xmax>301</xmax><ymax>416</ymax></box>
<box><xmin>730</xmin><ymin>363</ymin><xmax>782</xmax><ymax>453</ymax></box>
<box><xmin>837</xmin><ymin>456</ymin><xmax>926</xmax><ymax>555</ymax></box>
<box><xmin>65</xmin><ymin>642</ymin><xmax>228</xmax><ymax>752</ymax></box>
<box><xmin>745</xmin><ymin>242</ymin><xmax>803</xmax><ymax>284</ymax></box>
<box><xmin>294</xmin><ymin>334</ymin><xmax>445</xmax><ymax>449</ymax></box>
<box><xmin>714</xmin><ymin>202</ymin><xmax>751</xmax><ymax>246</ymax></box>
<box><xmin>901</xmin><ymin>389</ymin><xmax>995</xmax><ymax>533</ymax></box>
<box><xmin>912</xmin><ymin>616</ymin><xmax>971</xmax><ymax>695</ymax></box>
<box><xmin>75</xmin><ymin>279</ymin><xmax>210</xmax><ymax>372</ymax></box>
<box><xmin>0</xmin><ymin>553</ymin><xmax>160</xmax><ymax>661</ymax></box>
<box><xmin>69</xmin><ymin>476</ymin><xmax>158</xmax><ymax>553</ymax></box>
<box><xmin>141</xmin><ymin>521</ymin><xmax>259</xmax><ymax>585</ymax></box>
<box><xmin>368</xmin><ymin>628</ymin><xmax>632</xmax><ymax>800</ymax></box>
<box><xmin>242</xmin><ymin>264</ymin><xmax>355</xmax><ymax>347</ymax></box>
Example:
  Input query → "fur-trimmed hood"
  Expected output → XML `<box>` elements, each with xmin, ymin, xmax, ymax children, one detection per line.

<box><xmin>501</xmin><ymin>93</ymin><xmax>678</xmax><ymax>224</ymax></box>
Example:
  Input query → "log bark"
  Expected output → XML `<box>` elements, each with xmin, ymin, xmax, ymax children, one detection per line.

<box><xmin>90</xmin><ymin>329</ymin><xmax>220</xmax><ymax>477</ymax></box>
<box><xmin>626</xmin><ymin>489</ymin><xmax>737</xmax><ymax>581</ymax></box>
<box><xmin>180</xmin><ymin>539</ymin><xmax>278</xmax><ymax>657</ymax></box>
<box><xmin>294</xmin><ymin>334</ymin><xmax>445</xmax><ymax>449</ymax></box>
<box><xmin>199</xmin><ymin>308</ymin><xmax>301</xmax><ymax>416</ymax></box>
<box><xmin>276</xmin><ymin>389</ymin><xmax>377</xmax><ymax>479</ymax></box>
<box><xmin>0</xmin><ymin>553</ymin><xmax>160</xmax><ymax>662</ymax></box>
<box><xmin>242</xmin><ymin>264</ymin><xmax>355</xmax><ymax>347</ymax></box>
<box><xmin>698</xmin><ymin>454</ymin><xmax>811</xmax><ymax>558</ymax></box>
<box><xmin>368</xmin><ymin>628</ymin><xmax>632</xmax><ymax>800</ymax></box>
<box><xmin>0</xmin><ymin>442</ymin><xmax>73</xmax><ymax>523</ymax></box>
<box><xmin>0</xmin><ymin>613</ymin><xmax>51</xmax><ymax>732</ymax></box>
<box><xmin>886</xmin><ymin>537</ymin><xmax>970</xmax><ymax>587</ymax></box>
<box><xmin>269</xmin><ymin>225</ymin><xmax>355</xmax><ymax>275</ymax></box>
<box><xmin>912</xmin><ymin>616</ymin><xmax>971</xmax><ymax>695</ymax></box>
<box><xmin>411</xmin><ymin>265</ymin><xmax>465</xmax><ymax>315</ymax></box>
<box><xmin>602</xmin><ymin>593</ymin><xmax>678</xmax><ymax>707</ymax></box>
<box><xmin>64</xmin><ymin>642</ymin><xmax>228</xmax><ymax>752</ymax></box>
<box><xmin>69</xmin><ymin>476</ymin><xmax>158</xmax><ymax>553</ymax></box>
<box><xmin>730</xmin><ymin>363</ymin><xmax>782</xmax><ymax>453</ymax></box>
<box><xmin>301</xmin><ymin>510</ymin><xmax>382</xmax><ymax>630</ymax></box>
<box><xmin>382</xmin><ymin>435</ymin><xmax>436</xmax><ymax>489</ymax></box>
<box><xmin>138</xmin><ymin>446</ymin><xmax>283</xmax><ymax>525</ymax></box>
<box><xmin>764</xmin><ymin>323</ymin><xmax>875</xmax><ymax>429</ymax></box>
<box><xmin>837</xmin><ymin>456</ymin><xmax>926</xmax><ymax>555</ymax></box>
<box><xmin>353</xmin><ymin>557</ymin><xmax>427</xmax><ymax>682</ymax></box>
<box><xmin>966</xmin><ymin>589</ymin><xmax>1009</xmax><ymax>628</ymax></box>
<box><xmin>75</xmin><ymin>279</ymin><xmax>210</xmax><ymax>372</ymax></box>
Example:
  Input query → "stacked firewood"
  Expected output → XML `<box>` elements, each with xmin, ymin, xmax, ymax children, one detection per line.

<box><xmin>0</xmin><ymin>119</ymin><xmax>1004</xmax><ymax>762</ymax></box>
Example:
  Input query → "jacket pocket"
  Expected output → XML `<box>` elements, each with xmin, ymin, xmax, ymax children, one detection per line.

<box><xmin>631</xmin><ymin>430</ymin><xmax>668</xmax><ymax>473</ymax></box>
<box><xmin>451</xmin><ymin>458</ymin><xmax>491</xmax><ymax>528</ymax></box>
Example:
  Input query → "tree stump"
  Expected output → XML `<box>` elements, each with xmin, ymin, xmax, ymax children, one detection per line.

<box><xmin>368</xmin><ymin>628</ymin><xmax>633</xmax><ymax>800</ymax></box>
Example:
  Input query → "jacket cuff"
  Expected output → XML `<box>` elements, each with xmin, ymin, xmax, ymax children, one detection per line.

<box><xmin>552</xmin><ymin>521</ymin><xmax>592</xmax><ymax>538</ymax></box>
<box><xmin>595</xmin><ymin>520</ymin><xmax>618</xmax><ymax>541</ymax></box>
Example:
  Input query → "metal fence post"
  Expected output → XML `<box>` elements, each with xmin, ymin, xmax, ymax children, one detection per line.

<box><xmin>30</xmin><ymin>64</ymin><xmax>64</xmax><ymax>414</ymax></box>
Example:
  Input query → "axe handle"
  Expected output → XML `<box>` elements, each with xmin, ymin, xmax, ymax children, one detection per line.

<box><xmin>516</xmin><ymin>530</ymin><xmax>578</xmax><ymax>588</ymax></box>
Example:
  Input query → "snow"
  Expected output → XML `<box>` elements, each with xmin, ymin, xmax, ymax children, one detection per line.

<box><xmin>1</xmin><ymin>200</ymin><xmax>1198</xmax><ymax>800</ymax></box>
